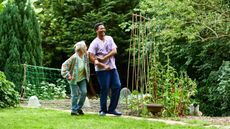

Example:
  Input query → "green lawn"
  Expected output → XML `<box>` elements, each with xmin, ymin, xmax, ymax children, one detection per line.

<box><xmin>0</xmin><ymin>107</ymin><xmax>216</xmax><ymax>129</ymax></box>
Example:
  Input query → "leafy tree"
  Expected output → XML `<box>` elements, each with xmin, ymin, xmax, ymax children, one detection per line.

<box><xmin>36</xmin><ymin>0</ymin><xmax>139</xmax><ymax>85</ymax></box>
<box><xmin>0</xmin><ymin>0</ymin><xmax>42</xmax><ymax>91</ymax></box>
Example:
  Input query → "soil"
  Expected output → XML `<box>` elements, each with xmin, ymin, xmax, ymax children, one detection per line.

<box><xmin>20</xmin><ymin>98</ymin><xmax>230</xmax><ymax>126</ymax></box>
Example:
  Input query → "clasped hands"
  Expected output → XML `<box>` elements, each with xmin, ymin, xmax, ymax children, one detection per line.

<box><xmin>95</xmin><ymin>56</ymin><xmax>110</xmax><ymax>70</ymax></box>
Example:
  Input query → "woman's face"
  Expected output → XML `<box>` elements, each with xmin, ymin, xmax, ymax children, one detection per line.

<box><xmin>77</xmin><ymin>45</ymin><xmax>87</xmax><ymax>54</ymax></box>
<box><xmin>82</xmin><ymin>45</ymin><xmax>87</xmax><ymax>54</ymax></box>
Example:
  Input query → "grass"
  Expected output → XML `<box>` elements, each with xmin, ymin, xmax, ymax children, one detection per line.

<box><xmin>0</xmin><ymin>107</ymin><xmax>217</xmax><ymax>129</ymax></box>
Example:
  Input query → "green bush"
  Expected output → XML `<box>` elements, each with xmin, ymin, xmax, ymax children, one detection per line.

<box><xmin>202</xmin><ymin>61</ymin><xmax>230</xmax><ymax>116</ymax></box>
<box><xmin>0</xmin><ymin>71</ymin><xmax>19</xmax><ymax>108</ymax></box>
<box><xmin>25</xmin><ymin>79</ymin><xmax>67</xmax><ymax>100</ymax></box>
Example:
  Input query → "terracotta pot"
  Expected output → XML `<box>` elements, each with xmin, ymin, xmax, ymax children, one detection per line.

<box><xmin>146</xmin><ymin>104</ymin><xmax>164</xmax><ymax>115</ymax></box>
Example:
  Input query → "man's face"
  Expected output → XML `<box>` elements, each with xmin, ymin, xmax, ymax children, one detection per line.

<box><xmin>96</xmin><ymin>25</ymin><xmax>106</xmax><ymax>37</ymax></box>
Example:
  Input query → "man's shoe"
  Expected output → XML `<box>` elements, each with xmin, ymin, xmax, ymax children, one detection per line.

<box><xmin>77</xmin><ymin>109</ymin><xmax>84</xmax><ymax>115</ymax></box>
<box><xmin>71</xmin><ymin>112</ymin><xmax>79</xmax><ymax>116</ymax></box>
<box><xmin>99</xmin><ymin>111</ymin><xmax>106</xmax><ymax>116</ymax></box>
<box><xmin>108</xmin><ymin>111</ymin><xmax>122</xmax><ymax>116</ymax></box>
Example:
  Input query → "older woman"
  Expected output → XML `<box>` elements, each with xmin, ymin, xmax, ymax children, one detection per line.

<box><xmin>61</xmin><ymin>41</ymin><xmax>90</xmax><ymax>116</ymax></box>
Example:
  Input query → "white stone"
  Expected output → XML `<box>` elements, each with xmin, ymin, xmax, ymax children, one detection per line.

<box><xmin>118</xmin><ymin>88</ymin><xmax>131</xmax><ymax>104</ymax></box>
<box><xmin>27</xmin><ymin>96</ymin><xmax>41</xmax><ymax>107</ymax></box>
<box><xmin>120</xmin><ymin>87</ymin><xmax>131</xmax><ymax>100</ymax></box>
<box><xmin>189</xmin><ymin>103</ymin><xmax>202</xmax><ymax>116</ymax></box>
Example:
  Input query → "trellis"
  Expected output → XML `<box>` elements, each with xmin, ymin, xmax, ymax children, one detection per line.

<box><xmin>20</xmin><ymin>64</ymin><xmax>66</xmax><ymax>98</ymax></box>
<box><xmin>127</xmin><ymin>14</ymin><xmax>153</xmax><ymax>95</ymax></box>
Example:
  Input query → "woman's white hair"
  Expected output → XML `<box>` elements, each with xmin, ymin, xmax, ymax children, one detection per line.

<box><xmin>74</xmin><ymin>41</ymin><xmax>86</xmax><ymax>52</ymax></box>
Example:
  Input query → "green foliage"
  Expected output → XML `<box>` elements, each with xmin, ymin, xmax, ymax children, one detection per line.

<box><xmin>0</xmin><ymin>71</ymin><xmax>19</xmax><ymax>108</ymax></box>
<box><xmin>139</xmin><ymin>0</ymin><xmax>201</xmax><ymax>45</ymax></box>
<box><xmin>127</xmin><ymin>15</ymin><xmax>197</xmax><ymax>116</ymax></box>
<box><xmin>25</xmin><ymin>79</ymin><xmax>67</xmax><ymax>100</ymax></box>
<box><xmin>128</xmin><ymin>90</ymin><xmax>146</xmax><ymax>116</ymax></box>
<box><xmin>203</xmin><ymin>61</ymin><xmax>230</xmax><ymax>116</ymax></box>
<box><xmin>0</xmin><ymin>0</ymin><xmax>42</xmax><ymax>91</ymax></box>
<box><xmin>128</xmin><ymin>42</ymin><xmax>196</xmax><ymax>117</ymax></box>
<box><xmin>0</xmin><ymin>2</ymin><xmax>3</xmax><ymax>12</ymax></box>
<box><xmin>147</xmin><ymin>53</ymin><xmax>197</xmax><ymax>117</ymax></box>
<box><xmin>138</xmin><ymin>0</ymin><xmax>230</xmax><ymax>116</ymax></box>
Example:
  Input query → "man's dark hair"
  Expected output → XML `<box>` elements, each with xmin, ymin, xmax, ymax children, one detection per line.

<box><xmin>94</xmin><ymin>22</ymin><xmax>104</xmax><ymax>31</ymax></box>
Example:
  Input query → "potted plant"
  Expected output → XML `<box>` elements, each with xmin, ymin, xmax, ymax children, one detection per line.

<box><xmin>146</xmin><ymin>103</ymin><xmax>164</xmax><ymax>115</ymax></box>
<box><xmin>143</xmin><ymin>94</ymin><xmax>164</xmax><ymax>115</ymax></box>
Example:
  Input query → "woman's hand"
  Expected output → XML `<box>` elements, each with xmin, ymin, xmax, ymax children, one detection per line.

<box><xmin>67</xmin><ymin>75</ymin><xmax>72</xmax><ymax>80</ymax></box>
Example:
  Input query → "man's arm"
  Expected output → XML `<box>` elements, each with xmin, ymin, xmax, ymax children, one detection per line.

<box><xmin>89</xmin><ymin>53</ymin><xmax>110</xmax><ymax>70</ymax></box>
<box><xmin>97</xmin><ymin>48</ymin><xmax>117</xmax><ymax>62</ymax></box>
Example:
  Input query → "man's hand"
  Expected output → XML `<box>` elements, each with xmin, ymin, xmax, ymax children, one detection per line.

<box><xmin>104</xmin><ymin>65</ymin><xmax>111</xmax><ymax>70</ymax></box>
<box><xmin>89</xmin><ymin>53</ymin><xmax>111</xmax><ymax>70</ymax></box>
<box><xmin>95</xmin><ymin>59</ymin><xmax>110</xmax><ymax>70</ymax></box>
<box><xmin>96</xmin><ymin>48</ymin><xmax>117</xmax><ymax>62</ymax></box>
<box><xmin>97</xmin><ymin>56</ymin><xmax>106</xmax><ymax>62</ymax></box>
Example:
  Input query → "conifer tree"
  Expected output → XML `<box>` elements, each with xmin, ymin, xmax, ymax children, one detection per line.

<box><xmin>0</xmin><ymin>0</ymin><xmax>42</xmax><ymax>91</ymax></box>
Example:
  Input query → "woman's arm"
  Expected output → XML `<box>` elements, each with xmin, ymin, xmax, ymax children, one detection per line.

<box><xmin>61</xmin><ymin>55</ymin><xmax>75</xmax><ymax>79</ymax></box>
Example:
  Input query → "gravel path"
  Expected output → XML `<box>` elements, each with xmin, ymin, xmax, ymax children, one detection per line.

<box><xmin>21</xmin><ymin>98</ymin><xmax>129</xmax><ymax>114</ymax></box>
<box><xmin>20</xmin><ymin>98</ymin><xmax>230</xmax><ymax>127</ymax></box>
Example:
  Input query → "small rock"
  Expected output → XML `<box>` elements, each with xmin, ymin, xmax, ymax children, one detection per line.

<box><xmin>27</xmin><ymin>96</ymin><xmax>41</xmax><ymax>108</ymax></box>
